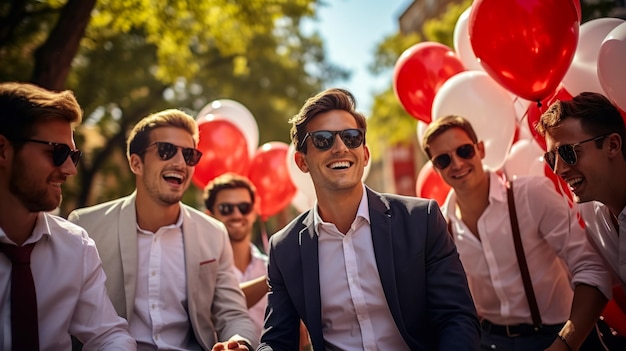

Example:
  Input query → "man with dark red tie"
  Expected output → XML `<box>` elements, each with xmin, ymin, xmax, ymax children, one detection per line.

<box><xmin>0</xmin><ymin>82</ymin><xmax>136</xmax><ymax>350</ymax></box>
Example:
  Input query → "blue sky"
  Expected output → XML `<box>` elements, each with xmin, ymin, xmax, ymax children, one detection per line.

<box><xmin>303</xmin><ymin>0</ymin><xmax>412</xmax><ymax>112</ymax></box>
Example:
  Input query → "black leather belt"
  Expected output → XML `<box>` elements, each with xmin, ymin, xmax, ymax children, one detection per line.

<box><xmin>480</xmin><ymin>319</ymin><xmax>563</xmax><ymax>337</ymax></box>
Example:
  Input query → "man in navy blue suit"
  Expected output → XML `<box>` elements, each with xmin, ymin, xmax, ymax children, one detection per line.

<box><xmin>258</xmin><ymin>88</ymin><xmax>480</xmax><ymax>351</ymax></box>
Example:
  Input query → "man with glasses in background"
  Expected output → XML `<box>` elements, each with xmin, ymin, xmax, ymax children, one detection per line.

<box><xmin>422</xmin><ymin>115</ymin><xmax>611</xmax><ymax>351</ymax></box>
<box><xmin>537</xmin><ymin>92</ymin><xmax>626</xmax><ymax>300</ymax></box>
<box><xmin>258</xmin><ymin>88</ymin><xmax>480</xmax><ymax>351</ymax></box>
<box><xmin>0</xmin><ymin>82</ymin><xmax>136</xmax><ymax>350</ymax></box>
<box><xmin>69</xmin><ymin>109</ymin><xmax>256</xmax><ymax>350</ymax></box>
<box><xmin>204</xmin><ymin>173</ymin><xmax>267</xmax><ymax>341</ymax></box>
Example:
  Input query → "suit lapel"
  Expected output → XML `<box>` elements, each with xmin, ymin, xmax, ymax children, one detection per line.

<box><xmin>119</xmin><ymin>193</ymin><xmax>139</xmax><ymax>318</ymax></box>
<box><xmin>299</xmin><ymin>213</ymin><xmax>324</xmax><ymax>349</ymax></box>
<box><xmin>367</xmin><ymin>189</ymin><xmax>404</xmax><ymax>329</ymax></box>
<box><xmin>180</xmin><ymin>206</ymin><xmax>200</xmax><ymax>319</ymax></box>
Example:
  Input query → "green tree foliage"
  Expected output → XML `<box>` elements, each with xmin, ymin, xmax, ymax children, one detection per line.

<box><xmin>366</xmin><ymin>0</ymin><xmax>470</xmax><ymax>161</ymax></box>
<box><xmin>0</xmin><ymin>0</ymin><xmax>349</xmax><ymax>215</ymax></box>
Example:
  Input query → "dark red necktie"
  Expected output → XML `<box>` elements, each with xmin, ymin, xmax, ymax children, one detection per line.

<box><xmin>1</xmin><ymin>242</ymin><xmax>39</xmax><ymax>351</ymax></box>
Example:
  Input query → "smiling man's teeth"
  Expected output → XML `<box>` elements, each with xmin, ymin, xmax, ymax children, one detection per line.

<box><xmin>163</xmin><ymin>172</ymin><xmax>183</xmax><ymax>184</ymax></box>
<box><xmin>329</xmin><ymin>161</ymin><xmax>350</xmax><ymax>169</ymax></box>
<box><xmin>452</xmin><ymin>169</ymin><xmax>470</xmax><ymax>179</ymax></box>
<box><xmin>566</xmin><ymin>177</ymin><xmax>583</xmax><ymax>188</ymax></box>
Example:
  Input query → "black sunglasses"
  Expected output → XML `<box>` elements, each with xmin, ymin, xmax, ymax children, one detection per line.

<box><xmin>24</xmin><ymin>139</ymin><xmax>82</xmax><ymax>167</ymax></box>
<box><xmin>544</xmin><ymin>134</ymin><xmax>608</xmax><ymax>171</ymax></box>
<box><xmin>431</xmin><ymin>143</ymin><xmax>476</xmax><ymax>170</ymax></box>
<box><xmin>217</xmin><ymin>202</ymin><xmax>253</xmax><ymax>216</ymax></box>
<box><xmin>300</xmin><ymin>128</ymin><xmax>365</xmax><ymax>151</ymax></box>
<box><xmin>144</xmin><ymin>142</ymin><xmax>202</xmax><ymax>166</ymax></box>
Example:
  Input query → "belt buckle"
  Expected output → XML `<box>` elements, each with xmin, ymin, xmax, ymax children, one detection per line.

<box><xmin>506</xmin><ymin>325</ymin><xmax>521</xmax><ymax>337</ymax></box>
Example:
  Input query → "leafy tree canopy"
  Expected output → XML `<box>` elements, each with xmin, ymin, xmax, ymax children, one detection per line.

<box><xmin>0</xmin><ymin>0</ymin><xmax>350</xmax><ymax>216</ymax></box>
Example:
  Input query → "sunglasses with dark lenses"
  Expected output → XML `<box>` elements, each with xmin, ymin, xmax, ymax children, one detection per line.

<box><xmin>145</xmin><ymin>142</ymin><xmax>202</xmax><ymax>166</ymax></box>
<box><xmin>217</xmin><ymin>202</ymin><xmax>253</xmax><ymax>216</ymax></box>
<box><xmin>24</xmin><ymin>139</ymin><xmax>82</xmax><ymax>167</ymax></box>
<box><xmin>300</xmin><ymin>128</ymin><xmax>365</xmax><ymax>151</ymax></box>
<box><xmin>431</xmin><ymin>143</ymin><xmax>476</xmax><ymax>170</ymax></box>
<box><xmin>544</xmin><ymin>134</ymin><xmax>608</xmax><ymax>171</ymax></box>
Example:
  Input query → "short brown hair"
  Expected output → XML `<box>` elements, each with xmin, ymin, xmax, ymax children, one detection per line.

<box><xmin>536</xmin><ymin>92</ymin><xmax>625</xmax><ymax>157</ymax></box>
<box><xmin>0</xmin><ymin>82</ymin><xmax>82</xmax><ymax>146</ymax></box>
<box><xmin>290</xmin><ymin>88</ymin><xmax>367</xmax><ymax>153</ymax></box>
<box><xmin>422</xmin><ymin>115</ymin><xmax>479</xmax><ymax>159</ymax></box>
<box><xmin>203</xmin><ymin>173</ymin><xmax>256</xmax><ymax>211</ymax></box>
<box><xmin>126</xmin><ymin>109</ymin><xmax>199</xmax><ymax>160</ymax></box>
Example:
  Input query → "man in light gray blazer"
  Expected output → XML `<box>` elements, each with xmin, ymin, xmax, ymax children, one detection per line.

<box><xmin>69</xmin><ymin>109</ymin><xmax>256</xmax><ymax>351</ymax></box>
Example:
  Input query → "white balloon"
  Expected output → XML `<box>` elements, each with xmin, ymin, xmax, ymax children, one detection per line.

<box><xmin>286</xmin><ymin>143</ymin><xmax>316</xmax><ymax>201</ymax></box>
<box><xmin>511</xmin><ymin>95</ymin><xmax>532</xmax><ymax>123</ymax></box>
<box><xmin>197</xmin><ymin>99</ymin><xmax>259</xmax><ymax>158</ymax></box>
<box><xmin>432</xmin><ymin>71</ymin><xmax>516</xmax><ymax>171</ymax></box>
<box><xmin>291</xmin><ymin>189</ymin><xmax>315</xmax><ymax>214</ymax></box>
<box><xmin>598</xmin><ymin>22</ymin><xmax>626</xmax><ymax>111</ymax></box>
<box><xmin>504</xmin><ymin>139</ymin><xmax>545</xmax><ymax>180</ymax></box>
<box><xmin>562</xmin><ymin>18</ymin><xmax>624</xmax><ymax>96</ymax></box>
<box><xmin>453</xmin><ymin>6</ymin><xmax>483</xmax><ymax>72</ymax></box>
<box><xmin>416</xmin><ymin>120</ymin><xmax>428</xmax><ymax>153</ymax></box>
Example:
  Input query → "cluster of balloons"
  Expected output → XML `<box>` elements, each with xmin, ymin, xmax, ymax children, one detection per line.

<box><xmin>393</xmin><ymin>0</ymin><xmax>626</xmax><ymax>206</ymax></box>
<box><xmin>395</xmin><ymin>0</ymin><xmax>626</xmax><ymax>331</ymax></box>
<box><xmin>192</xmin><ymin>99</ymin><xmax>296</xmax><ymax>220</ymax></box>
<box><xmin>193</xmin><ymin>99</ymin><xmax>373</xmax><ymax>219</ymax></box>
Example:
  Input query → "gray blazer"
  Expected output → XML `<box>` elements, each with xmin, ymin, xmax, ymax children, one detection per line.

<box><xmin>259</xmin><ymin>187</ymin><xmax>480</xmax><ymax>351</ymax></box>
<box><xmin>69</xmin><ymin>191</ymin><xmax>257</xmax><ymax>350</ymax></box>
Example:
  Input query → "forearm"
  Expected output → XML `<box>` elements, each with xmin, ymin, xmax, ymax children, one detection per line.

<box><xmin>557</xmin><ymin>284</ymin><xmax>608</xmax><ymax>350</ymax></box>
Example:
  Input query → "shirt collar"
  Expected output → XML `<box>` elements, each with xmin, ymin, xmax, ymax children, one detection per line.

<box><xmin>312</xmin><ymin>184</ymin><xmax>370</xmax><ymax>236</ymax></box>
<box><xmin>136</xmin><ymin>208</ymin><xmax>184</xmax><ymax>234</ymax></box>
<box><xmin>0</xmin><ymin>212</ymin><xmax>52</xmax><ymax>245</ymax></box>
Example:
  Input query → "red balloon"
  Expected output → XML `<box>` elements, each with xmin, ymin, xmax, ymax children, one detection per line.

<box><xmin>192</xmin><ymin>119</ymin><xmax>250</xmax><ymax>189</ymax></box>
<box><xmin>572</xmin><ymin>0</ymin><xmax>582</xmax><ymax>21</ymax></box>
<box><xmin>393</xmin><ymin>42</ymin><xmax>465</xmax><ymax>123</ymax></box>
<box><xmin>603</xmin><ymin>285</ymin><xmax>626</xmax><ymax>337</ymax></box>
<box><xmin>469</xmin><ymin>0</ymin><xmax>579</xmax><ymax>101</ymax></box>
<box><xmin>526</xmin><ymin>84</ymin><xmax>574</xmax><ymax>151</ymax></box>
<box><xmin>619</xmin><ymin>107</ymin><xmax>626</xmax><ymax>126</ymax></box>
<box><xmin>415</xmin><ymin>162</ymin><xmax>452</xmax><ymax>207</ymax></box>
<box><xmin>603</xmin><ymin>299</ymin><xmax>626</xmax><ymax>337</ymax></box>
<box><xmin>247</xmin><ymin>142</ymin><xmax>296</xmax><ymax>220</ymax></box>
<box><xmin>543</xmin><ymin>163</ymin><xmax>574</xmax><ymax>204</ymax></box>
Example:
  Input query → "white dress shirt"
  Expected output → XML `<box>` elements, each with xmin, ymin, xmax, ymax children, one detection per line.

<box><xmin>131</xmin><ymin>213</ymin><xmax>200</xmax><ymax>350</ymax></box>
<box><xmin>233</xmin><ymin>244</ymin><xmax>268</xmax><ymax>342</ymax></box>
<box><xmin>443</xmin><ymin>172</ymin><xmax>611</xmax><ymax>325</ymax></box>
<box><xmin>0</xmin><ymin>212</ymin><xmax>135</xmax><ymax>351</ymax></box>
<box><xmin>580</xmin><ymin>201</ymin><xmax>626</xmax><ymax>289</ymax></box>
<box><xmin>315</xmin><ymin>185</ymin><xmax>410</xmax><ymax>351</ymax></box>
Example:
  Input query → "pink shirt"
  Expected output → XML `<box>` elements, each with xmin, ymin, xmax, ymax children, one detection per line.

<box><xmin>233</xmin><ymin>244</ymin><xmax>268</xmax><ymax>342</ymax></box>
<box><xmin>0</xmin><ymin>212</ymin><xmax>135</xmax><ymax>350</ymax></box>
<box><xmin>443</xmin><ymin>172</ymin><xmax>611</xmax><ymax>325</ymax></box>
<box><xmin>315</xmin><ymin>185</ymin><xmax>410</xmax><ymax>351</ymax></box>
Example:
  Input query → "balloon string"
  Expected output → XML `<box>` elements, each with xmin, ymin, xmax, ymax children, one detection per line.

<box><xmin>512</xmin><ymin>96</ymin><xmax>529</xmax><ymax>123</ymax></box>
<box><xmin>260</xmin><ymin>219</ymin><xmax>269</xmax><ymax>253</ymax></box>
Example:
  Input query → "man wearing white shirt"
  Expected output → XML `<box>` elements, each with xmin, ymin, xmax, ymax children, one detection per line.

<box><xmin>0</xmin><ymin>82</ymin><xmax>136</xmax><ymax>350</ymax></box>
<box><xmin>204</xmin><ymin>173</ymin><xmax>268</xmax><ymax>341</ymax></box>
<box><xmin>422</xmin><ymin>115</ymin><xmax>611</xmax><ymax>351</ymax></box>
<box><xmin>259</xmin><ymin>88</ymin><xmax>480</xmax><ymax>351</ymax></box>
<box><xmin>69</xmin><ymin>109</ymin><xmax>256</xmax><ymax>351</ymax></box>
<box><xmin>537</xmin><ymin>92</ymin><xmax>626</xmax><ymax>291</ymax></box>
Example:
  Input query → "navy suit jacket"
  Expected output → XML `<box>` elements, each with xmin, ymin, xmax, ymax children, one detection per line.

<box><xmin>258</xmin><ymin>187</ymin><xmax>480</xmax><ymax>351</ymax></box>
